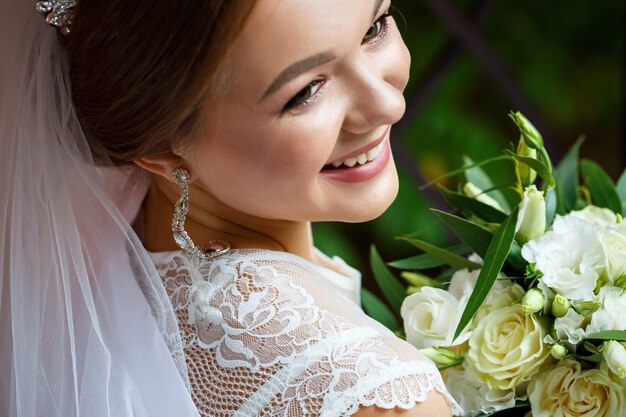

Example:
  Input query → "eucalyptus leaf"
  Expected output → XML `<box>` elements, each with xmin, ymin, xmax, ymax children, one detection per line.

<box><xmin>581</xmin><ymin>160</ymin><xmax>622</xmax><ymax>214</ymax></box>
<box><xmin>584</xmin><ymin>330</ymin><xmax>626</xmax><ymax>341</ymax></box>
<box><xmin>370</xmin><ymin>245</ymin><xmax>405</xmax><ymax>315</ymax></box>
<box><xmin>454</xmin><ymin>207</ymin><xmax>519</xmax><ymax>339</ymax></box>
<box><xmin>464</xmin><ymin>156</ymin><xmax>511</xmax><ymax>213</ymax></box>
<box><xmin>388</xmin><ymin>243</ymin><xmax>469</xmax><ymax>270</ymax></box>
<box><xmin>399</xmin><ymin>237</ymin><xmax>481</xmax><ymax>270</ymax></box>
<box><xmin>431</xmin><ymin>209</ymin><xmax>494</xmax><ymax>258</ymax></box>
<box><xmin>438</xmin><ymin>185</ymin><xmax>507</xmax><ymax>223</ymax></box>
<box><xmin>360</xmin><ymin>288</ymin><xmax>400</xmax><ymax>332</ymax></box>
<box><xmin>554</xmin><ymin>137</ymin><xmax>583</xmax><ymax>214</ymax></box>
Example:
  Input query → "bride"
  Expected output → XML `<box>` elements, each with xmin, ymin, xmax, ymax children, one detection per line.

<box><xmin>0</xmin><ymin>0</ymin><xmax>461</xmax><ymax>416</ymax></box>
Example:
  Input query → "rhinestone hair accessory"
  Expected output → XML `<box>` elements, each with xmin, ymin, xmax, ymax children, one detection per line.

<box><xmin>36</xmin><ymin>0</ymin><xmax>78</xmax><ymax>35</ymax></box>
<box><xmin>171</xmin><ymin>168</ymin><xmax>230</xmax><ymax>260</ymax></box>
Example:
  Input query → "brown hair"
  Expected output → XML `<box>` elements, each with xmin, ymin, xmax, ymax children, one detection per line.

<box><xmin>61</xmin><ymin>1</ymin><xmax>256</xmax><ymax>164</ymax></box>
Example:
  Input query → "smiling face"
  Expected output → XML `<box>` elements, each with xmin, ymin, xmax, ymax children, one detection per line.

<box><xmin>181</xmin><ymin>0</ymin><xmax>410</xmax><ymax>223</ymax></box>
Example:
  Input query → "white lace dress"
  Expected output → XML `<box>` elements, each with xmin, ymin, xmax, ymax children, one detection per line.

<box><xmin>149</xmin><ymin>248</ymin><xmax>462</xmax><ymax>417</ymax></box>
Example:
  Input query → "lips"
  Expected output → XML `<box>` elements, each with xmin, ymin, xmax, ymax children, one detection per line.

<box><xmin>320</xmin><ymin>127</ymin><xmax>392</xmax><ymax>183</ymax></box>
<box><xmin>322</xmin><ymin>126</ymin><xmax>390</xmax><ymax>170</ymax></box>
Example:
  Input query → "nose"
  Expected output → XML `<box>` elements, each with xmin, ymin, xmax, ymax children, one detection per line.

<box><xmin>341</xmin><ymin>46</ymin><xmax>410</xmax><ymax>134</ymax></box>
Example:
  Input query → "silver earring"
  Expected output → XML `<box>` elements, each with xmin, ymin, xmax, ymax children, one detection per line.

<box><xmin>171</xmin><ymin>168</ymin><xmax>230</xmax><ymax>260</ymax></box>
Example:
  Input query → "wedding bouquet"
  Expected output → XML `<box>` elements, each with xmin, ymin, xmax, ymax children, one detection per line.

<box><xmin>364</xmin><ymin>113</ymin><xmax>626</xmax><ymax>416</ymax></box>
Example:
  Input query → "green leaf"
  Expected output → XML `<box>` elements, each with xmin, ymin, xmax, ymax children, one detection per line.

<box><xmin>399</xmin><ymin>237</ymin><xmax>481</xmax><ymax>270</ymax></box>
<box><xmin>388</xmin><ymin>243</ymin><xmax>469</xmax><ymax>270</ymax></box>
<box><xmin>438</xmin><ymin>185</ymin><xmax>507</xmax><ymax>223</ymax></box>
<box><xmin>360</xmin><ymin>288</ymin><xmax>400</xmax><ymax>332</ymax></box>
<box><xmin>585</xmin><ymin>330</ymin><xmax>626</xmax><ymax>341</ymax></box>
<box><xmin>554</xmin><ymin>137</ymin><xmax>583</xmax><ymax>214</ymax></box>
<box><xmin>545</xmin><ymin>186</ymin><xmax>557</xmax><ymax>226</ymax></box>
<box><xmin>431</xmin><ymin>209</ymin><xmax>494</xmax><ymax>258</ymax></box>
<box><xmin>616</xmin><ymin>168</ymin><xmax>626</xmax><ymax>216</ymax></box>
<box><xmin>507</xmin><ymin>240</ymin><xmax>527</xmax><ymax>272</ymax></box>
<box><xmin>464</xmin><ymin>156</ymin><xmax>511</xmax><ymax>213</ymax></box>
<box><xmin>577</xmin><ymin>353</ymin><xmax>603</xmax><ymax>363</ymax></box>
<box><xmin>454</xmin><ymin>207</ymin><xmax>519</xmax><ymax>339</ymax></box>
<box><xmin>507</xmin><ymin>151</ymin><xmax>553</xmax><ymax>185</ymax></box>
<box><xmin>370</xmin><ymin>245</ymin><xmax>406</xmax><ymax>315</ymax></box>
<box><xmin>420</xmin><ymin>155</ymin><xmax>511</xmax><ymax>190</ymax></box>
<box><xmin>581</xmin><ymin>160</ymin><xmax>622</xmax><ymax>214</ymax></box>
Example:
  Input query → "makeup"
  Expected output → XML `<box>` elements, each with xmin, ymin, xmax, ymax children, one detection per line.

<box><xmin>320</xmin><ymin>127</ymin><xmax>391</xmax><ymax>183</ymax></box>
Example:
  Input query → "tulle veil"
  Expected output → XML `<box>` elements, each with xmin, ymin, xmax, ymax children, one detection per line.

<box><xmin>0</xmin><ymin>3</ymin><xmax>198</xmax><ymax>416</ymax></box>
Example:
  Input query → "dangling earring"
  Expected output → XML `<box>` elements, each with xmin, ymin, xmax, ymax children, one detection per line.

<box><xmin>171</xmin><ymin>168</ymin><xmax>230</xmax><ymax>260</ymax></box>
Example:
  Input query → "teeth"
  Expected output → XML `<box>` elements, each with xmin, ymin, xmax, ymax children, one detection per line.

<box><xmin>326</xmin><ymin>139</ymin><xmax>386</xmax><ymax>169</ymax></box>
<box><xmin>344</xmin><ymin>157</ymin><xmax>357</xmax><ymax>167</ymax></box>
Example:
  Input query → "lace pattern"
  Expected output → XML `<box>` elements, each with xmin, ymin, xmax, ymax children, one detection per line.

<box><xmin>151</xmin><ymin>249</ymin><xmax>463</xmax><ymax>416</ymax></box>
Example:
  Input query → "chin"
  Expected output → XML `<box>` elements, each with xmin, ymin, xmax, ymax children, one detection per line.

<box><xmin>336</xmin><ymin>171</ymin><xmax>399</xmax><ymax>224</ymax></box>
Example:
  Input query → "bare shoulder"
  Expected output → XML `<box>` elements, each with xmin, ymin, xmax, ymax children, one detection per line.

<box><xmin>352</xmin><ymin>390</ymin><xmax>453</xmax><ymax>417</ymax></box>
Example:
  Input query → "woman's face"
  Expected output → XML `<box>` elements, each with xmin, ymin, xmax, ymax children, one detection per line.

<box><xmin>183</xmin><ymin>0</ymin><xmax>410</xmax><ymax>223</ymax></box>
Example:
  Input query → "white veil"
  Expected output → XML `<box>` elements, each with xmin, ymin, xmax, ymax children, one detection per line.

<box><xmin>0</xmin><ymin>3</ymin><xmax>199</xmax><ymax>416</ymax></box>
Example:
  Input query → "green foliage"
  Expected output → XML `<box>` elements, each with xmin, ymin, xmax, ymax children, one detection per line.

<box><xmin>581</xmin><ymin>160</ymin><xmax>622</xmax><ymax>214</ymax></box>
<box><xmin>554</xmin><ymin>137</ymin><xmax>583</xmax><ymax>214</ymax></box>
<box><xmin>584</xmin><ymin>331</ymin><xmax>626</xmax><ymax>342</ymax></box>
<box><xmin>360</xmin><ymin>288</ymin><xmax>400</xmax><ymax>332</ymax></box>
<box><xmin>438</xmin><ymin>185</ymin><xmax>508</xmax><ymax>223</ymax></box>
<box><xmin>387</xmin><ymin>243</ymin><xmax>469</xmax><ymax>270</ymax></box>
<box><xmin>399</xmin><ymin>237</ymin><xmax>480</xmax><ymax>270</ymax></box>
<box><xmin>431</xmin><ymin>209</ymin><xmax>494</xmax><ymax>258</ymax></box>
<box><xmin>370</xmin><ymin>245</ymin><xmax>406</xmax><ymax>315</ymax></box>
<box><xmin>454</xmin><ymin>207</ymin><xmax>519</xmax><ymax>339</ymax></box>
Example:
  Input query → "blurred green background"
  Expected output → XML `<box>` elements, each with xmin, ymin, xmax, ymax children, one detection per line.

<box><xmin>313</xmin><ymin>0</ymin><xmax>624</xmax><ymax>286</ymax></box>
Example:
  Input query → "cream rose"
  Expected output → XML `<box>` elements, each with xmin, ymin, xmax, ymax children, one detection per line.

<box><xmin>528</xmin><ymin>359</ymin><xmax>626</xmax><ymax>417</ymax></box>
<box><xmin>444</xmin><ymin>367</ymin><xmax>515</xmax><ymax>417</ymax></box>
<box><xmin>400</xmin><ymin>286</ymin><xmax>471</xmax><ymax>349</ymax></box>
<box><xmin>466</xmin><ymin>304</ymin><xmax>551</xmax><ymax>390</ymax></box>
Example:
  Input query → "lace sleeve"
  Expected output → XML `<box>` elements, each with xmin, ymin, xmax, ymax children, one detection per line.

<box><xmin>152</xmin><ymin>250</ymin><xmax>462</xmax><ymax>417</ymax></box>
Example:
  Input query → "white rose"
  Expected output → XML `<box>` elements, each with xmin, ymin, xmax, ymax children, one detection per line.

<box><xmin>552</xmin><ymin>287</ymin><xmax>626</xmax><ymax>350</ymax></box>
<box><xmin>400</xmin><ymin>286</ymin><xmax>471</xmax><ymax>349</ymax></box>
<box><xmin>553</xmin><ymin>308</ymin><xmax>590</xmax><ymax>350</ymax></box>
<box><xmin>570</xmin><ymin>206</ymin><xmax>620</xmax><ymax>226</ymax></box>
<box><xmin>447</xmin><ymin>268</ymin><xmax>480</xmax><ymax>301</ymax></box>
<box><xmin>515</xmin><ymin>185</ymin><xmax>546</xmax><ymax>243</ymax></box>
<box><xmin>587</xmin><ymin>286</ymin><xmax>626</xmax><ymax>334</ymax></box>
<box><xmin>466</xmin><ymin>304</ymin><xmax>552</xmax><ymax>390</ymax></box>
<box><xmin>448</xmin><ymin>264</ymin><xmax>516</xmax><ymax>308</ymax></box>
<box><xmin>528</xmin><ymin>359</ymin><xmax>626</xmax><ymax>417</ymax></box>
<box><xmin>443</xmin><ymin>367</ymin><xmax>515</xmax><ymax>417</ymax></box>
<box><xmin>522</xmin><ymin>214</ymin><xmax>606</xmax><ymax>300</ymax></box>
<box><xmin>599</xmin><ymin>227</ymin><xmax>626</xmax><ymax>284</ymax></box>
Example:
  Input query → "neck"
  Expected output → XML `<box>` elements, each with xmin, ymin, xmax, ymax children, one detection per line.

<box><xmin>141</xmin><ymin>175</ymin><xmax>316</xmax><ymax>262</ymax></box>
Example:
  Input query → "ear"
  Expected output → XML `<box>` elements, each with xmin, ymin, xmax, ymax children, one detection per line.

<box><xmin>134</xmin><ymin>153</ymin><xmax>184</xmax><ymax>182</ymax></box>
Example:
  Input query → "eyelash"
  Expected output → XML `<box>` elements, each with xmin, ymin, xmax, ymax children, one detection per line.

<box><xmin>283</xmin><ymin>7</ymin><xmax>395</xmax><ymax>112</ymax></box>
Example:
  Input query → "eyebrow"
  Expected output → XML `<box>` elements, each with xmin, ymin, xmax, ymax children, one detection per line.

<box><xmin>260</xmin><ymin>0</ymin><xmax>384</xmax><ymax>102</ymax></box>
<box><xmin>260</xmin><ymin>51</ymin><xmax>336</xmax><ymax>101</ymax></box>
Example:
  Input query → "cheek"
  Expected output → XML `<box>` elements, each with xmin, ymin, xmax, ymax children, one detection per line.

<box><xmin>198</xmin><ymin>121</ymin><xmax>336</xmax><ymax>188</ymax></box>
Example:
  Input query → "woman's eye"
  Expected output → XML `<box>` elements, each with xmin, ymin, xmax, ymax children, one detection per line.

<box><xmin>362</xmin><ymin>8</ymin><xmax>395</xmax><ymax>45</ymax></box>
<box><xmin>284</xmin><ymin>79</ymin><xmax>326</xmax><ymax>111</ymax></box>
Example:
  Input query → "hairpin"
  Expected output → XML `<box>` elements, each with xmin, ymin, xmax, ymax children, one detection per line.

<box><xmin>36</xmin><ymin>0</ymin><xmax>78</xmax><ymax>35</ymax></box>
